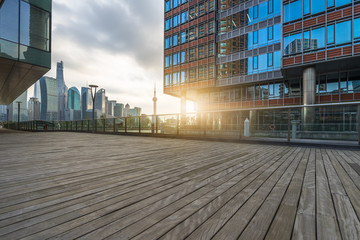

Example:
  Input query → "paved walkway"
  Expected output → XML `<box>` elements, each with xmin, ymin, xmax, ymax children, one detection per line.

<box><xmin>0</xmin><ymin>131</ymin><xmax>359</xmax><ymax>239</ymax></box>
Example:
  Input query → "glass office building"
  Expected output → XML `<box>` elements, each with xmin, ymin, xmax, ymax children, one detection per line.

<box><xmin>39</xmin><ymin>76</ymin><xmax>58</xmax><ymax>121</ymax></box>
<box><xmin>164</xmin><ymin>0</ymin><xmax>360</xmax><ymax>140</ymax></box>
<box><xmin>0</xmin><ymin>0</ymin><xmax>52</xmax><ymax>105</ymax></box>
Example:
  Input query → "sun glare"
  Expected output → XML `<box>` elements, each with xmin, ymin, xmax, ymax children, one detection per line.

<box><xmin>186</xmin><ymin>101</ymin><xmax>197</xmax><ymax>113</ymax></box>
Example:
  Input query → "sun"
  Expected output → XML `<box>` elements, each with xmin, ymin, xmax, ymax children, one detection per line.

<box><xmin>186</xmin><ymin>101</ymin><xmax>197</xmax><ymax>113</ymax></box>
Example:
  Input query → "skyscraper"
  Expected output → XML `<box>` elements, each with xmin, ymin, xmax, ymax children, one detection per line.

<box><xmin>40</xmin><ymin>76</ymin><xmax>58</xmax><ymax>121</ymax></box>
<box><xmin>164</xmin><ymin>0</ymin><xmax>360</xmax><ymax>137</ymax></box>
<box><xmin>57</xmin><ymin>61</ymin><xmax>68</xmax><ymax>121</ymax></box>
<box><xmin>66</xmin><ymin>87</ymin><xmax>81</xmax><ymax>121</ymax></box>
<box><xmin>95</xmin><ymin>88</ymin><xmax>106</xmax><ymax>115</ymax></box>
<box><xmin>114</xmin><ymin>103</ymin><xmax>124</xmax><ymax>117</ymax></box>
<box><xmin>81</xmin><ymin>87</ymin><xmax>93</xmax><ymax>120</ymax></box>
<box><xmin>107</xmin><ymin>100</ymin><xmax>117</xmax><ymax>116</ymax></box>
<box><xmin>28</xmin><ymin>97</ymin><xmax>40</xmax><ymax>121</ymax></box>
<box><xmin>0</xmin><ymin>0</ymin><xmax>52</xmax><ymax>105</ymax></box>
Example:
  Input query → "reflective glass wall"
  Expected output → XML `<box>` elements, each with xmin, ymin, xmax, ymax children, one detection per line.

<box><xmin>0</xmin><ymin>0</ymin><xmax>51</xmax><ymax>68</ymax></box>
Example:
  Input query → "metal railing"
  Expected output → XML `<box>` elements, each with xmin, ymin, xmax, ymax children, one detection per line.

<box><xmin>5</xmin><ymin>103</ymin><xmax>360</xmax><ymax>144</ymax></box>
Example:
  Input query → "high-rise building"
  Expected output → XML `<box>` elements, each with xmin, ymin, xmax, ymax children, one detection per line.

<box><xmin>0</xmin><ymin>105</ymin><xmax>7</xmax><ymax>122</ymax></box>
<box><xmin>57</xmin><ymin>61</ymin><xmax>68</xmax><ymax>121</ymax></box>
<box><xmin>95</xmin><ymin>88</ymin><xmax>106</xmax><ymax>115</ymax></box>
<box><xmin>107</xmin><ymin>100</ymin><xmax>117</xmax><ymax>116</ymax></box>
<box><xmin>164</xmin><ymin>0</ymin><xmax>360</xmax><ymax>137</ymax></box>
<box><xmin>129</xmin><ymin>107</ymin><xmax>142</xmax><ymax>117</ymax></box>
<box><xmin>0</xmin><ymin>0</ymin><xmax>52</xmax><ymax>105</ymax></box>
<box><xmin>114</xmin><ymin>103</ymin><xmax>124</xmax><ymax>117</ymax></box>
<box><xmin>7</xmin><ymin>91</ymin><xmax>28</xmax><ymax>122</ymax></box>
<box><xmin>28</xmin><ymin>97</ymin><xmax>40</xmax><ymax>121</ymax></box>
<box><xmin>66</xmin><ymin>87</ymin><xmax>81</xmax><ymax>121</ymax></box>
<box><xmin>124</xmin><ymin>103</ymin><xmax>130</xmax><ymax>117</ymax></box>
<box><xmin>39</xmin><ymin>76</ymin><xmax>58</xmax><ymax>121</ymax></box>
<box><xmin>81</xmin><ymin>87</ymin><xmax>93</xmax><ymax>120</ymax></box>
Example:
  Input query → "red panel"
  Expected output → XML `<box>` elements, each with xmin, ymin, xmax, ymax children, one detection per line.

<box><xmin>303</xmin><ymin>18</ymin><xmax>317</xmax><ymax>28</ymax></box>
<box><xmin>355</xmin><ymin>45</ymin><xmax>360</xmax><ymax>54</ymax></box>
<box><xmin>355</xmin><ymin>4</ymin><xmax>360</xmax><ymax>14</ymax></box>
<box><xmin>284</xmin><ymin>98</ymin><xmax>294</xmax><ymax>105</ymax></box>
<box><xmin>343</xmin><ymin>46</ymin><xmax>352</xmax><ymax>55</ymax></box>
<box><xmin>269</xmin><ymin>100</ymin><xmax>277</xmax><ymax>105</ymax></box>
<box><xmin>327</xmin><ymin>48</ymin><xmax>342</xmax><ymax>58</ymax></box>
<box><xmin>320</xmin><ymin>95</ymin><xmax>331</xmax><ymax>103</ymax></box>
<box><xmin>255</xmin><ymin>100</ymin><xmax>263</xmax><ymax>106</ymax></box>
<box><xmin>341</xmin><ymin>93</ymin><xmax>354</xmax><ymax>101</ymax></box>
<box><xmin>173</xmin><ymin>46</ymin><xmax>180</xmax><ymax>52</ymax></box>
<box><xmin>332</xmin><ymin>94</ymin><xmax>340</xmax><ymax>101</ymax></box>
<box><xmin>317</xmin><ymin>15</ymin><xmax>325</xmax><ymax>24</ymax></box>
<box><xmin>242</xmin><ymin>101</ymin><xmax>250</xmax><ymax>108</ymax></box>
<box><xmin>317</xmin><ymin>51</ymin><xmax>326</xmax><ymax>60</ymax></box>
<box><xmin>342</xmin><ymin>6</ymin><xmax>353</xmax><ymax>17</ymax></box>
<box><xmin>293</xmin><ymin>98</ymin><xmax>301</xmax><ymax>104</ymax></box>
<box><xmin>295</xmin><ymin>56</ymin><xmax>302</xmax><ymax>64</ymax></box>
<box><xmin>303</xmin><ymin>53</ymin><xmax>317</xmax><ymax>63</ymax></box>
<box><xmin>294</xmin><ymin>22</ymin><xmax>303</xmax><ymax>30</ymax></box>
<box><xmin>354</xmin><ymin>93</ymin><xmax>360</xmax><ymax>100</ymax></box>
<box><xmin>283</xmin><ymin>57</ymin><xmax>295</xmax><ymax>66</ymax></box>
<box><xmin>283</xmin><ymin>24</ymin><xmax>295</xmax><ymax>34</ymax></box>
<box><xmin>327</xmin><ymin>11</ymin><xmax>342</xmax><ymax>21</ymax></box>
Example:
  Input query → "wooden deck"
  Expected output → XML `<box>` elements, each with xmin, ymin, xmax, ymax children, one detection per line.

<box><xmin>0</xmin><ymin>130</ymin><xmax>359</xmax><ymax>239</ymax></box>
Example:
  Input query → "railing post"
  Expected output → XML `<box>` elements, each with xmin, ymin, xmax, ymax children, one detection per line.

<box><xmin>66</xmin><ymin>121</ymin><xmax>68</xmax><ymax>131</ymax></box>
<box><xmin>177</xmin><ymin>114</ymin><xmax>180</xmax><ymax>136</ymax></box>
<box><xmin>75</xmin><ymin>121</ymin><xmax>78</xmax><ymax>131</ymax></box>
<box><xmin>287</xmin><ymin>108</ymin><xmax>291</xmax><ymax>142</ymax></box>
<box><xmin>81</xmin><ymin>121</ymin><xmax>83</xmax><ymax>131</ymax></box>
<box><xmin>239</xmin><ymin>111</ymin><xmax>242</xmax><ymax>139</ymax></box>
<box><xmin>139</xmin><ymin>116</ymin><xmax>141</xmax><ymax>133</ymax></box>
<box><xmin>103</xmin><ymin>119</ymin><xmax>106</xmax><ymax>132</ymax></box>
<box><xmin>95</xmin><ymin>119</ymin><xmax>97</xmax><ymax>132</ymax></box>
<box><xmin>125</xmin><ymin>117</ymin><xmax>127</xmax><ymax>133</ymax></box>
<box><xmin>88</xmin><ymin>120</ymin><xmax>90</xmax><ymax>132</ymax></box>
<box><xmin>156</xmin><ymin>116</ymin><xmax>158</xmax><ymax>135</ymax></box>
<box><xmin>113</xmin><ymin>118</ymin><xmax>116</xmax><ymax>133</ymax></box>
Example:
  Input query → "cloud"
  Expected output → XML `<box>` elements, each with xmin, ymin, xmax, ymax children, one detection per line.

<box><xmin>41</xmin><ymin>0</ymin><xmax>180</xmax><ymax>114</ymax></box>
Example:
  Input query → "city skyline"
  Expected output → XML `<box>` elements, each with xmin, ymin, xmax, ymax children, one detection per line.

<box><xmin>27</xmin><ymin>0</ymin><xmax>185</xmax><ymax>115</ymax></box>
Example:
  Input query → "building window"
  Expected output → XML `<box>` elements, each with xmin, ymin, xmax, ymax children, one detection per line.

<box><xmin>268</xmin><ymin>26</ymin><xmax>273</xmax><ymax>40</ymax></box>
<box><xmin>165</xmin><ymin>0</ymin><xmax>171</xmax><ymax>12</ymax></box>
<box><xmin>173</xmin><ymin>34</ymin><xmax>178</xmax><ymax>46</ymax></box>
<box><xmin>268</xmin><ymin>52</ymin><xmax>273</xmax><ymax>67</ymax></box>
<box><xmin>181</xmin><ymin>31</ymin><xmax>187</xmax><ymax>44</ymax></box>
<box><xmin>165</xmin><ymin>55</ymin><xmax>171</xmax><ymax>67</ymax></box>
<box><xmin>189</xmin><ymin>67</ymin><xmax>196</xmax><ymax>82</ymax></box>
<box><xmin>327</xmin><ymin>24</ymin><xmax>334</xmax><ymax>45</ymax></box>
<box><xmin>311</xmin><ymin>27</ymin><xmax>325</xmax><ymax>49</ymax></box>
<box><xmin>312</xmin><ymin>0</ymin><xmax>325</xmax><ymax>14</ymax></box>
<box><xmin>253</xmin><ymin>5</ymin><xmax>258</xmax><ymax>19</ymax></box>
<box><xmin>173</xmin><ymin>0</ymin><xmax>178</xmax><ymax>9</ymax></box>
<box><xmin>165</xmin><ymin>74</ymin><xmax>170</xmax><ymax>86</ymax></box>
<box><xmin>181</xmin><ymin>11</ymin><xmax>188</xmax><ymax>24</ymax></box>
<box><xmin>189</xmin><ymin>27</ymin><xmax>196</xmax><ymax>41</ymax></box>
<box><xmin>165</xmin><ymin>19</ymin><xmax>171</xmax><ymax>31</ymax></box>
<box><xmin>165</xmin><ymin>37</ymin><xmax>171</xmax><ymax>49</ymax></box>
<box><xmin>173</xmin><ymin>52</ymin><xmax>179</xmax><ymax>66</ymax></box>
<box><xmin>328</xmin><ymin>0</ymin><xmax>335</xmax><ymax>7</ymax></box>
<box><xmin>253</xmin><ymin>31</ymin><xmax>258</xmax><ymax>44</ymax></box>
<box><xmin>336</xmin><ymin>20</ymin><xmax>351</xmax><ymax>45</ymax></box>
<box><xmin>268</xmin><ymin>0</ymin><xmax>273</xmax><ymax>14</ymax></box>
<box><xmin>253</xmin><ymin>56</ymin><xmax>258</xmax><ymax>69</ymax></box>
<box><xmin>173</xmin><ymin>72</ymin><xmax>179</xmax><ymax>85</ymax></box>
<box><xmin>208</xmin><ymin>20</ymin><xmax>215</xmax><ymax>34</ymax></box>
<box><xmin>355</xmin><ymin>18</ymin><xmax>360</xmax><ymax>40</ymax></box>
<box><xmin>180</xmin><ymin>50</ymin><xmax>187</xmax><ymax>63</ymax></box>
<box><xmin>173</xmin><ymin>15</ymin><xmax>179</xmax><ymax>27</ymax></box>
<box><xmin>336</xmin><ymin>0</ymin><xmax>351</xmax><ymax>7</ymax></box>
<box><xmin>180</xmin><ymin>70</ymin><xmax>186</xmax><ymax>83</ymax></box>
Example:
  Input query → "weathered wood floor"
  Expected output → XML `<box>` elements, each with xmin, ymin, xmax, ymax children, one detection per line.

<box><xmin>0</xmin><ymin>130</ymin><xmax>359</xmax><ymax>239</ymax></box>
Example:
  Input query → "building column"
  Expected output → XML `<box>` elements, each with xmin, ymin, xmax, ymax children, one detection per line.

<box><xmin>302</xmin><ymin>66</ymin><xmax>316</xmax><ymax>130</ymax></box>
<box><xmin>180</xmin><ymin>95</ymin><xmax>186</xmax><ymax>127</ymax></box>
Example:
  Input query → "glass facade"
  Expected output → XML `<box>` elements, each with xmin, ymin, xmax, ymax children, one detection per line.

<box><xmin>40</xmin><ymin>76</ymin><xmax>58</xmax><ymax>121</ymax></box>
<box><xmin>68</xmin><ymin>87</ymin><xmax>81</xmax><ymax>110</ymax></box>
<box><xmin>0</xmin><ymin>0</ymin><xmax>51</xmax><ymax>68</ymax></box>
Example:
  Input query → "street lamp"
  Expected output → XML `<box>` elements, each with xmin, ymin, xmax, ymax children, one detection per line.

<box><xmin>89</xmin><ymin>84</ymin><xmax>98</xmax><ymax>133</ymax></box>
<box><xmin>16</xmin><ymin>101</ymin><xmax>22</xmax><ymax>130</ymax></box>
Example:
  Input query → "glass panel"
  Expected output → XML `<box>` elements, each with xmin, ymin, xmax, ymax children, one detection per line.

<box><xmin>327</xmin><ymin>73</ymin><xmax>339</xmax><ymax>93</ymax></box>
<box><xmin>304</xmin><ymin>0</ymin><xmax>310</xmax><ymax>15</ymax></box>
<box><xmin>0</xmin><ymin>39</ymin><xmax>18</xmax><ymax>60</ymax></box>
<box><xmin>23</xmin><ymin>0</ymin><xmax>52</xmax><ymax>12</ymax></box>
<box><xmin>312</xmin><ymin>0</ymin><xmax>325</xmax><ymax>14</ymax></box>
<box><xmin>0</xmin><ymin>0</ymin><xmax>19</xmax><ymax>42</ymax></box>
<box><xmin>268</xmin><ymin>26</ymin><xmax>273</xmax><ymax>40</ymax></box>
<box><xmin>311</xmin><ymin>27</ymin><xmax>325</xmax><ymax>49</ymax></box>
<box><xmin>336</xmin><ymin>20</ymin><xmax>351</xmax><ymax>45</ymax></box>
<box><xmin>327</xmin><ymin>25</ymin><xmax>334</xmax><ymax>45</ymax></box>
<box><xmin>335</xmin><ymin>0</ymin><xmax>351</xmax><ymax>7</ymax></box>
<box><xmin>290</xmin><ymin>0</ymin><xmax>302</xmax><ymax>22</ymax></box>
<box><xmin>349</xmin><ymin>71</ymin><xmax>360</xmax><ymax>93</ymax></box>
<box><xmin>20</xmin><ymin>1</ymin><xmax>50</xmax><ymax>51</ymax></box>
<box><xmin>354</xmin><ymin>18</ymin><xmax>360</xmax><ymax>39</ymax></box>
<box><xmin>268</xmin><ymin>52</ymin><xmax>273</xmax><ymax>67</ymax></box>
<box><xmin>19</xmin><ymin>45</ymin><xmax>51</xmax><ymax>68</ymax></box>
<box><xmin>328</xmin><ymin>0</ymin><xmax>335</xmax><ymax>7</ymax></box>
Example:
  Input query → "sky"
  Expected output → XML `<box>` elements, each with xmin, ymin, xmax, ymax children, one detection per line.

<box><xmin>31</xmin><ymin>0</ymin><xmax>187</xmax><ymax>115</ymax></box>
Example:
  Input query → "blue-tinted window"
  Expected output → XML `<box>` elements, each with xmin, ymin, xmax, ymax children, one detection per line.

<box><xmin>173</xmin><ymin>53</ymin><xmax>178</xmax><ymax>66</ymax></box>
<box><xmin>327</xmin><ymin>25</ymin><xmax>334</xmax><ymax>45</ymax></box>
<box><xmin>181</xmin><ymin>51</ymin><xmax>186</xmax><ymax>63</ymax></box>
<box><xmin>268</xmin><ymin>26</ymin><xmax>273</xmax><ymax>40</ymax></box>
<box><xmin>173</xmin><ymin>15</ymin><xmax>178</xmax><ymax>27</ymax></box>
<box><xmin>181</xmin><ymin>71</ymin><xmax>186</xmax><ymax>83</ymax></box>
<box><xmin>274</xmin><ymin>0</ymin><xmax>281</xmax><ymax>14</ymax></box>
<box><xmin>165</xmin><ymin>56</ymin><xmax>171</xmax><ymax>67</ymax></box>
<box><xmin>336</xmin><ymin>20</ymin><xmax>351</xmax><ymax>45</ymax></box>
<box><xmin>165</xmin><ymin>74</ymin><xmax>170</xmax><ymax>86</ymax></box>
<box><xmin>259</xmin><ymin>54</ymin><xmax>267</xmax><ymax>72</ymax></box>
<box><xmin>173</xmin><ymin>34</ymin><xmax>178</xmax><ymax>46</ymax></box>
<box><xmin>181</xmin><ymin>11</ymin><xmax>188</xmax><ymax>23</ymax></box>
<box><xmin>285</xmin><ymin>0</ymin><xmax>302</xmax><ymax>22</ymax></box>
<box><xmin>284</xmin><ymin>36</ymin><xmax>290</xmax><ymax>54</ymax></box>
<box><xmin>274</xmin><ymin>24</ymin><xmax>281</xmax><ymax>41</ymax></box>
<box><xmin>173</xmin><ymin>0</ymin><xmax>178</xmax><ymax>8</ymax></box>
<box><xmin>268</xmin><ymin>0</ymin><xmax>274</xmax><ymax>14</ymax></box>
<box><xmin>253</xmin><ymin>56</ymin><xmax>258</xmax><ymax>69</ymax></box>
<box><xmin>173</xmin><ymin>72</ymin><xmax>178</xmax><ymax>85</ymax></box>
<box><xmin>258</xmin><ymin>28</ymin><xmax>267</xmax><ymax>46</ymax></box>
<box><xmin>248</xmin><ymin>57</ymin><xmax>253</xmax><ymax>74</ymax></box>
<box><xmin>355</xmin><ymin>18</ymin><xmax>360</xmax><ymax>39</ymax></box>
<box><xmin>253</xmin><ymin>31</ymin><xmax>258</xmax><ymax>44</ymax></box>
<box><xmin>304</xmin><ymin>0</ymin><xmax>310</xmax><ymax>15</ymax></box>
<box><xmin>0</xmin><ymin>0</ymin><xmax>19</xmax><ymax>43</ymax></box>
<box><xmin>259</xmin><ymin>2</ymin><xmax>267</xmax><ymax>20</ymax></box>
<box><xmin>274</xmin><ymin>51</ymin><xmax>281</xmax><ymax>68</ymax></box>
<box><xmin>248</xmin><ymin>32</ymin><xmax>253</xmax><ymax>49</ymax></box>
<box><xmin>165</xmin><ymin>19</ymin><xmax>171</xmax><ymax>31</ymax></box>
<box><xmin>312</xmin><ymin>0</ymin><xmax>325</xmax><ymax>14</ymax></box>
<box><xmin>268</xmin><ymin>0</ymin><xmax>273</xmax><ymax>14</ymax></box>
<box><xmin>253</xmin><ymin>5</ymin><xmax>258</xmax><ymax>19</ymax></box>
<box><xmin>181</xmin><ymin>31</ymin><xmax>186</xmax><ymax>43</ymax></box>
<box><xmin>311</xmin><ymin>27</ymin><xmax>325</xmax><ymax>49</ymax></box>
<box><xmin>165</xmin><ymin>37</ymin><xmax>171</xmax><ymax>49</ymax></box>
<box><xmin>328</xmin><ymin>0</ymin><xmax>335</xmax><ymax>7</ymax></box>
<box><xmin>336</xmin><ymin>0</ymin><xmax>351</xmax><ymax>7</ymax></box>
<box><xmin>289</xmin><ymin>33</ymin><xmax>302</xmax><ymax>54</ymax></box>
<box><xmin>268</xmin><ymin>52</ymin><xmax>273</xmax><ymax>67</ymax></box>
<box><xmin>303</xmin><ymin>31</ymin><xmax>310</xmax><ymax>49</ymax></box>
<box><xmin>284</xmin><ymin>4</ymin><xmax>289</xmax><ymax>22</ymax></box>
<box><xmin>165</xmin><ymin>1</ymin><xmax>171</xmax><ymax>12</ymax></box>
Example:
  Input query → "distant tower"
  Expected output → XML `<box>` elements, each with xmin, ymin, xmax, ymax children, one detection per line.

<box><xmin>124</xmin><ymin>103</ymin><xmax>130</xmax><ymax>117</ymax></box>
<box><xmin>153</xmin><ymin>83</ymin><xmax>157</xmax><ymax>115</ymax></box>
<box><xmin>57</xmin><ymin>61</ymin><xmax>68</xmax><ymax>121</ymax></box>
